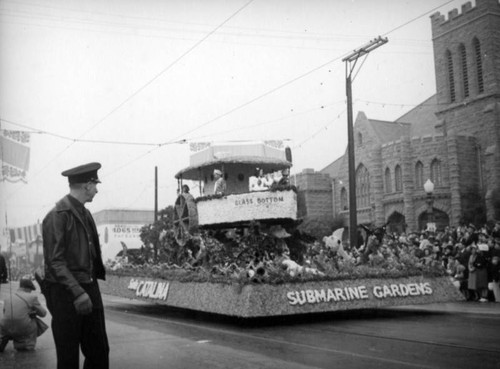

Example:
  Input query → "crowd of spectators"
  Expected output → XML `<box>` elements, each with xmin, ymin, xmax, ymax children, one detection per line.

<box><xmin>353</xmin><ymin>222</ymin><xmax>500</xmax><ymax>303</ymax></box>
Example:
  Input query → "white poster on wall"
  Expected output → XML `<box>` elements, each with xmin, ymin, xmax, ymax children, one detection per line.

<box><xmin>97</xmin><ymin>224</ymin><xmax>144</xmax><ymax>262</ymax></box>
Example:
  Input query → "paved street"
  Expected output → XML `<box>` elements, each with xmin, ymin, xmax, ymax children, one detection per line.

<box><xmin>1</xmin><ymin>282</ymin><xmax>500</xmax><ymax>369</ymax></box>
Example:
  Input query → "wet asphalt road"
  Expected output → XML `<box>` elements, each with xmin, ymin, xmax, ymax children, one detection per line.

<box><xmin>1</xmin><ymin>284</ymin><xmax>500</xmax><ymax>369</ymax></box>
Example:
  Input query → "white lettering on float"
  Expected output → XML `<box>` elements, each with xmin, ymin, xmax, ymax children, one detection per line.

<box><xmin>127</xmin><ymin>278</ymin><xmax>170</xmax><ymax>301</ymax></box>
<box><xmin>372</xmin><ymin>282</ymin><xmax>432</xmax><ymax>299</ymax></box>
<box><xmin>287</xmin><ymin>285</ymin><xmax>370</xmax><ymax>306</ymax></box>
<box><xmin>234</xmin><ymin>196</ymin><xmax>284</xmax><ymax>206</ymax></box>
<box><xmin>286</xmin><ymin>283</ymin><xmax>432</xmax><ymax>305</ymax></box>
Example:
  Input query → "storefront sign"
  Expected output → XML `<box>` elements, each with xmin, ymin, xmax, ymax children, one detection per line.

<box><xmin>286</xmin><ymin>282</ymin><xmax>433</xmax><ymax>305</ymax></box>
<box><xmin>127</xmin><ymin>278</ymin><xmax>170</xmax><ymax>301</ymax></box>
<box><xmin>112</xmin><ymin>224</ymin><xmax>142</xmax><ymax>238</ymax></box>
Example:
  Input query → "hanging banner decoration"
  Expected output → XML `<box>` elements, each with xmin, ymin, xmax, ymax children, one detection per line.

<box><xmin>0</xmin><ymin>130</ymin><xmax>31</xmax><ymax>183</ymax></box>
<box><xmin>8</xmin><ymin>223</ymin><xmax>42</xmax><ymax>245</ymax></box>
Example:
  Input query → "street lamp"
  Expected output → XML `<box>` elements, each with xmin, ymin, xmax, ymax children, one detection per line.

<box><xmin>423</xmin><ymin>179</ymin><xmax>435</xmax><ymax>232</ymax></box>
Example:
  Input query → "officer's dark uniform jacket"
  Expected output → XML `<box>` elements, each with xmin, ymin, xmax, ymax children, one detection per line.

<box><xmin>42</xmin><ymin>194</ymin><xmax>106</xmax><ymax>300</ymax></box>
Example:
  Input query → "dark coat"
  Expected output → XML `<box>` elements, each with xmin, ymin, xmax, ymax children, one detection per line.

<box><xmin>0</xmin><ymin>254</ymin><xmax>7</xmax><ymax>283</ymax></box>
<box><xmin>488</xmin><ymin>262</ymin><xmax>500</xmax><ymax>282</ymax></box>
<box><xmin>42</xmin><ymin>195</ymin><xmax>105</xmax><ymax>299</ymax></box>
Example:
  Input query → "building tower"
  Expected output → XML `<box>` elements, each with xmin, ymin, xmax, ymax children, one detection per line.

<box><xmin>431</xmin><ymin>0</ymin><xmax>500</xmax><ymax>221</ymax></box>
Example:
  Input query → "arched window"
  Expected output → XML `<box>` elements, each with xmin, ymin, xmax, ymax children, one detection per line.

<box><xmin>356</xmin><ymin>164</ymin><xmax>370</xmax><ymax>208</ymax></box>
<box><xmin>473</xmin><ymin>37</ymin><xmax>484</xmax><ymax>94</ymax></box>
<box><xmin>459</xmin><ymin>44</ymin><xmax>469</xmax><ymax>98</ymax></box>
<box><xmin>357</xmin><ymin>132</ymin><xmax>363</xmax><ymax>146</ymax></box>
<box><xmin>384</xmin><ymin>167</ymin><xmax>392</xmax><ymax>193</ymax></box>
<box><xmin>446</xmin><ymin>50</ymin><xmax>456</xmax><ymax>102</ymax></box>
<box><xmin>415</xmin><ymin>161</ymin><xmax>424</xmax><ymax>189</ymax></box>
<box><xmin>395</xmin><ymin>165</ymin><xmax>403</xmax><ymax>192</ymax></box>
<box><xmin>340</xmin><ymin>187</ymin><xmax>348</xmax><ymax>210</ymax></box>
<box><xmin>430</xmin><ymin>159</ymin><xmax>442</xmax><ymax>186</ymax></box>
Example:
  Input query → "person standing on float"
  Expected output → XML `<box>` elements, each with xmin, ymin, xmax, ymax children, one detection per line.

<box><xmin>41</xmin><ymin>162</ymin><xmax>109</xmax><ymax>369</ymax></box>
<box><xmin>213</xmin><ymin>169</ymin><xmax>226</xmax><ymax>195</ymax></box>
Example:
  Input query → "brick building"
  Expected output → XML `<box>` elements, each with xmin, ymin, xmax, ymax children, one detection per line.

<box><xmin>295</xmin><ymin>0</ymin><xmax>500</xmax><ymax>234</ymax></box>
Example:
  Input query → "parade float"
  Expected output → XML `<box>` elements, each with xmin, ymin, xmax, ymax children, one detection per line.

<box><xmin>101</xmin><ymin>141</ymin><xmax>464</xmax><ymax>318</ymax></box>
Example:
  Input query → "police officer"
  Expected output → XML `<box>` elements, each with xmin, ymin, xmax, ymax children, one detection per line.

<box><xmin>41</xmin><ymin>162</ymin><xmax>109</xmax><ymax>369</ymax></box>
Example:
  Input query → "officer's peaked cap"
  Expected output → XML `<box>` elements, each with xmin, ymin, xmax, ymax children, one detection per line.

<box><xmin>62</xmin><ymin>162</ymin><xmax>101</xmax><ymax>184</ymax></box>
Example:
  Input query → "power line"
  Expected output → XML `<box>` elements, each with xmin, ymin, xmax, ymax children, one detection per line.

<box><xmin>0</xmin><ymin>0</ymin><xmax>436</xmax><ymax>44</ymax></box>
<box><xmin>78</xmin><ymin>0</ymin><xmax>256</xmax><ymax>141</ymax></box>
<box><xmin>161</xmin><ymin>0</ymin><xmax>456</xmax><ymax>143</ymax></box>
<box><xmin>0</xmin><ymin>118</ymin><xmax>160</xmax><ymax>146</ymax></box>
<box><xmin>5</xmin><ymin>0</ymin><xmax>455</xmax><ymax>192</ymax></box>
<box><xmin>4</xmin><ymin>0</ymin><xmax>453</xmax><ymax>153</ymax></box>
<box><xmin>382</xmin><ymin>0</ymin><xmax>455</xmax><ymax>36</ymax></box>
<box><xmin>3</xmin><ymin>0</ymin><xmax>256</xmax><ymax>201</ymax></box>
<box><xmin>292</xmin><ymin>1</ymin><xmax>455</xmax><ymax>150</ymax></box>
<box><xmin>184</xmin><ymin>100</ymin><xmax>345</xmax><ymax>142</ymax></box>
<box><xmin>0</xmin><ymin>100</ymin><xmax>344</xmax><ymax>147</ymax></box>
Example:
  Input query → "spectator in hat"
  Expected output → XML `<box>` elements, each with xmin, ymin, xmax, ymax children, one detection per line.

<box><xmin>462</xmin><ymin>225</ymin><xmax>479</xmax><ymax>246</ymax></box>
<box><xmin>441</xmin><ymin>245</ymin><xmax>454</xmax><ymax>269</ymax></box>
<box><xmin>0</xmin><ymin>277</ymin><xmax>47</xmax><ymax>352</ymax></box>
<box><xmin>491</xmin><ymin>222</ymin><xmax>500</xmax><ymax>239</ymax></box>
<box><xmin>41</xmin><ymin>162</ymin><xmax>109</xmax><ymax>369</ymax></box>
<box><xmin>213</xmin><ymin>169</ymin><xmax>226</xmax><ymax>195</ymax></box>
<box><xmin>492</xmin><ymin>238</ymin><xmax>500</xmax><ymax>258</ymax></box>
<box><xmin>450</xmin><ymin>258</ymin><xmax>468</xmax><ymax>299</ymax></box>
<box><xmin>468</xmin><ymin>245</ymin><xmax>489</xmax><ymax>302</ymax></box>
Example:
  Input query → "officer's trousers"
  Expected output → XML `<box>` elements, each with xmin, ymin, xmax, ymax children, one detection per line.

<box><xmin>45</xmin><ymin>281</ymin><xmax>109</xmax><ymax>369</ymax></box>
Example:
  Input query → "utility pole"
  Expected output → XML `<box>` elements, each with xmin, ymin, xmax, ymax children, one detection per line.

<box><xmin>154</xmin><ymin>166</ymin><xmax>158</xmax><ymax>262</ymax></box>
<box><xmin>154</xmin><ymin>166</ymin><xmax>158</xmax><ymax>223</ymax></box>
<box><xmin>342</xmin><ymin>36</ymin><xmax>388</xmax><ymax>249</ymax></box>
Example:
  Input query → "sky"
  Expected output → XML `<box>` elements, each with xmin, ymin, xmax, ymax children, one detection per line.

<box><xmin>0</xmin><ymin>0</ymin><xmax>469</xmax><ymax>228</ymax></box>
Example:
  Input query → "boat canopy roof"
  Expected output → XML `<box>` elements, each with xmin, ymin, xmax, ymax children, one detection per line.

<box><xmin>175</xmin><ymin>141</ymin><xmax>292</xmax><ymax>180</ymax></box>
<box><xmin>175</xmin><ymin>155</ymin><xmax>291</xmax><ymax>180</ymax></box>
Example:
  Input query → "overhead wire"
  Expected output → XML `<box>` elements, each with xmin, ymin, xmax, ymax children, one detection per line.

<box><xmin>0</xmin><ymin>100</ymin><xmax>345</xmax><ymax>148</ymax></box>
<box><xmin>4</xmin><ymin>0</ymin><xmax>456</xmax><ymax>191</ymax></box>
<box><xmin>0</xmin><ymin>0</ymin><xmax>435</xmax><ymax>45</ymax></box>
<box><xmin>381</xmin><ymin>0</ymin><xmax>455</xmax><ymax>37</ymax></box>
<box><xmin>76</xmin><ymin>0</ymin><xmax>256</xmax><ymax>141</ymax></box>
<box><xmin>0</xmin><ymin>2</ymin><xmax>438</xmax><ymax>54</ymax></box>
<box><xmin>61</xmin><ymin>1</ymin><xmax>458</xmax><ymax>170</ymax></box>
<box><xmin>185</xmin><ymin>100</ymin><xmax>345</xmax><ymax>142</ymax></box>
<box><xmin>290</xmin><ymin>0</ymin><xmax>456</xmax><ymax>152</ymax></box>
<box><xmin>165</xmin><ymin>0</ymin><xmax>457</xmax><ymax>145</ymax></box>
<box><xmin>3</xmin><ymin>0</ymin><xmax>256</xmax><ymax>200</ymax></box>
<box><xmin>0</xmin><ymin>118</ymin><xmax>160</xmax><ymax>147</ymax></box>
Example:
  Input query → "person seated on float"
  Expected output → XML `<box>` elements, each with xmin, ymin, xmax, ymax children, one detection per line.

<box><xmin>270</xmin><ymin>168</ymin><xmax>290</xmax><ymax>190</ymax></box>
<box><xmin>269</xmin><ymin>170</ymin><xmax>281</xmax><ymax>188</ymax></box>
<box><xmin>213</xmin><ymin>169</ymin><xmax>226</xmax><ymax>195</ymax></box>
<box><xmin>249</xmin><ymin>168</ymin><xmax>271</xmax><ymax>192</ymax></box>
<box><xmin>278</xmin><ymin>168</ymin><xmax>290</xmax><ymax>186</ymax></box>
